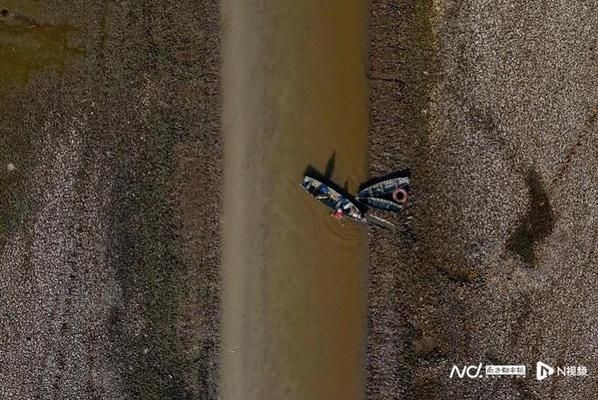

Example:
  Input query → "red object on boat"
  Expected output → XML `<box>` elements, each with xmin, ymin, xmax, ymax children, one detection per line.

<box><xmin>333</xmin><ymin>209</ymin><xmax>344</xmax><ymax>219</ymax></box>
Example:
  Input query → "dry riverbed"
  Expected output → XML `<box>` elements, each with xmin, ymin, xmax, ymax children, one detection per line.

<box><xmin>0</xmin><ymin>1</ymin><xmax>221</xmax><ymax>398</ymax></box>
<box><xmin>0</xmin><ymin>0</ymin><xmax>596</xmax><ymax>399</ymax></box>
<box><xmin>367</xmin><ymin>0</ymin><xmax>597</xmax><ymax>399</ymax></box>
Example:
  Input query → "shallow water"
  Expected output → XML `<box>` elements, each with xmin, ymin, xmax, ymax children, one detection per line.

<box><xmin>0</xmin><ymin>1</ymin><xmax>83</xmax><ymax>85</ymax></box>
<box><xmin>221</xmin><ymin>1</ymin><xmax>369</xmax><ymax>399</ymax></box>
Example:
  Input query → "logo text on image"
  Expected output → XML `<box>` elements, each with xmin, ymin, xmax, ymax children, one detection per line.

<box><xmin>485</xmin><ymin>365</ymin><xmax>526</xmax><ymax>377</ymax></box>
<box><xmin>536</xmin><ymin>362</ymin><xmax>555</xmax><ymax>381</ymax></box>
<box><xmin>450</xmin><ymin>363</ymin><xmax>527</xmax><ymax>379</ymax></box>
<box><xmin>450</xmin><ymin>363</ymin><xmax>484</xmax><ymax>379</ymax></box>
<box><xmin>535</xmin><ymin>361</ymin><xmax>588</xmax><ymax>381</ymax></box>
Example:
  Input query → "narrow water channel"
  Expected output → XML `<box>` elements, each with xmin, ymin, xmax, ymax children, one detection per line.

<box><xmin>221</xmin><ymin>1</ymin><xmax>370</xmax><ymax>399</ymax></box>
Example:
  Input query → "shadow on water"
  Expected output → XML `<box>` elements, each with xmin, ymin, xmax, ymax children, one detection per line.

<box><xmin>322</xmin><ymin>152</ymin><xmax>351</xmax><ymax>193</ymax></box>
<box><xmin>305</xmin><ymin>151</ymin><xmax>412</xmax><ymax>197</ymax></box>
<box><xmin>304</xmin><ymin>153</ymin><xmax>411</xmax><ymax>218</ymax></box>
<box><xmin>304</xmin><ymin>152</ymin><xmax>355</xmax><ymax>198</ymax></box>
<box><xmin>0</xmin><ymin>8</ymin><xmax>84</xmax><ymax>85</ymax></box>
<box><xmin>323</xmin><ymin>151</ymin><xmax>336</xmax><ymax>180</ymax></box>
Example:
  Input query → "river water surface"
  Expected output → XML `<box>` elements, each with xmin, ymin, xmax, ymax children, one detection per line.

<box><xmin>221</xmin><ymin>1</ymin><xmax>370</xmax><ymax>399</ymax></box>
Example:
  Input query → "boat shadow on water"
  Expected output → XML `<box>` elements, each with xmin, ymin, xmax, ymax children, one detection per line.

<box><xmin>302</xmin><ymin>152</ymin><xmax>411</xmax><ymax>230</ymax></box>
<box><xmin>303</xmin><ymin>151</ymin><xmax>366</xmax><ymax>212</ymax></box>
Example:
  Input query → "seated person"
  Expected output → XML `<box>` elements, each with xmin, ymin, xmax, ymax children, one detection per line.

<box><xmin>316</xmin><ymin>184</ymin><xmax>330</xmax><ymax>200</ymax></box>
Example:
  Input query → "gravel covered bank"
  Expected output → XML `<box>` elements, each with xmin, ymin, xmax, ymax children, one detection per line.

<box><xmin>0</xmin><ymin>1</ymin><xmax>221</xmax><ymax>398</ymax></box>
<box><xmin>367</xmin><ymin>0</ymin><xmax>597</xmax><ymax>398</ymax></box>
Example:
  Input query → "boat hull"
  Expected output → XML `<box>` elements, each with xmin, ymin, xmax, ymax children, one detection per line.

<box><xmin>356</xmin><ymin>176</ymin><xmax>410</xmax><ymax>212</ymax></box>
<box><xmin>301</xmin><ymin>176</ymin><xmax>365</xmax><ymax>222</ymax></box>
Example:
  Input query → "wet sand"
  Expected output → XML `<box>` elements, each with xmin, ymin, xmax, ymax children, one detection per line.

<box><xmin>221</xmin><ymin>1</ymin><xmax>369</xmax><ymax>399</ymax></box>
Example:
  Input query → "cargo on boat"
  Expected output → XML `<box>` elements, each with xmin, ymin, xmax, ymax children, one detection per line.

<box><xmin>301</xmin><ymin>176</ymin><xmax>366</xmax><ymax>222</ymax></box>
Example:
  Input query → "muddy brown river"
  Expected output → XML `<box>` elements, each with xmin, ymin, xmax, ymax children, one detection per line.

<box><xmin>221</xmin><ymin>1</ymin><xmax>369</xmax><ymax>399</ymax></box>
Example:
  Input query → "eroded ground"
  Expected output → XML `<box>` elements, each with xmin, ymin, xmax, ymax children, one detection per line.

<box><xmin>0</xmin><ymin>1</ymin><xmax>220</xmax><ymax>398</ymax></box>
<box><xmin>367</xmin><ymin>0</ymin><xmax>597</xmax><ymax>399</ymax></box>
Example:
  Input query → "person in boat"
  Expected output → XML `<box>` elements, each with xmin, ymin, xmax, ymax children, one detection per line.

<box><xmin>316</xmin><ymin>184</ymin><xmax>330</xmax><ymax>200</ymax></box>
<box><xmin>332</xmin><ymin>209</ymin><xmax>345</xmax><ymax>220</ymax></box>
<box><xmin>331</xmin><ymin>197</ymin><xmax>354</xmax><ymax>220</ymax></box>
